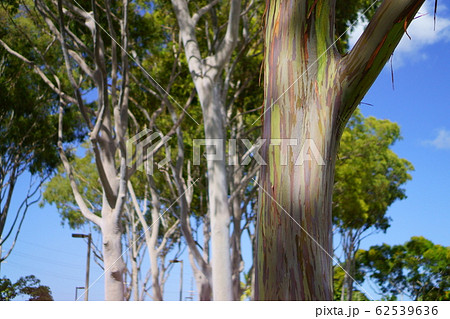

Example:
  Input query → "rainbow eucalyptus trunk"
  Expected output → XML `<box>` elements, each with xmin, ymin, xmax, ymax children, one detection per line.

<box><xmin>255</xmin><ymin>0</ymin><xmax>424</xmax><ymax>300</ymax></box>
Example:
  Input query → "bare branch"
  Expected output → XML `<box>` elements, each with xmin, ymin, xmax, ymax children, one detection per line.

<box><xmin>192</xmin><ymin>0</ymin><xmax>220</xmax><ymax>26</ymax></box>
<box><xmin>0</xmin><ymin>39</ymin><xmax>77</xmax><ymax>105</ymax></box>
<box><xmin>340</xmin><ymin>0</ymin><xmax>425</xmax><ymax>119</ymax></box>
<box><xmin>56</xmin><ymin>0</ymin><xmax>93</xmax><ymax>130</ymax></box>
<box><xmin>156</xmin><ymin>220</ymin><xmax>180</xmax><ymax>255</ymax></box>
<box><xmin>56</xmin><ymin>79</ymin><xmax>102</xmax><ymax>227</ymax></box>
<box><xmin>211</xmin><ymin>0</ymin><xmax>241</xmax><ymax>70</ymax></box>
<box><xmin>171</xmin><ymin>0</ymin><xmax>203</xmax><ymax>79</ymax></box>
<box><xmin>0</xmin><ymin>180</ymin><xmax>42</xmax><ymax>262</ymax></box>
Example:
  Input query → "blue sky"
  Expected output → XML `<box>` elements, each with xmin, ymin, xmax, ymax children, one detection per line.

<box><xmin>1</xmin><ymin>0</ymin><xmax>449</xmax><ymax>301</ymax></box>
<box><xmin>349</xmin><ymin>0</ymin><xmax>450</xmax><ymax>249</ymax></box>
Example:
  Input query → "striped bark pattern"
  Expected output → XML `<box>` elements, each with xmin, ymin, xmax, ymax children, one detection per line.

<box><xmin>255</xmin><ymin>0</ymin><xmax>424</xmax><ymax>300</ymax></box>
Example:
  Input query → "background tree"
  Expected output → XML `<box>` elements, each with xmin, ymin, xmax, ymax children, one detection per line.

<box><xmin>333</xmin><ymin>110</ymin><xmax>413</xmax><ymax>300</ymax></box>
<box><xmin>1</xmin><ymin>0</ymin><xmax>138</xmax><ymax>299</ymax></box>
<box><xmin>3</xmin><ymin>0</ymin><xmax>202</xmax><ymax>300</ymax></box>
<box><xmin>161</xmin><ymin>0</ymin><xmax>265</xmax><ymax>300</ymax></box>
<box><xmin>333</xmin><ymin>265</ymin><xmax>368</xmax><ymax>301</ymax></box>
<box><xmin>0</xmin><ymin>277</ymin><xmax>16</xmax><ymax>300</ymax></box>
<box><xmin>256</xmin><ymin>0</ymin><xmax>425</xmax><ymax>300</ymax></box>
<box><xmin>0</xmin><ymin>1</ymin><xmax>82</xmax><ymax>270</ymax></box>
<box><xmin>334</xmin><ymin>0</ymin><xmax>378</xmax><ymax>53</ymax></box>
<box><xmin>170</xmin><ymin>0</ymin><xmax>243</xmax><ymax>300</ymax></box>
<box><xmin>43</xmin><ymin>149</ymin><xmax>182</xmax><ymax>300</ymax></box>
<box><xmin>0</xmin><ymin>275</ymin><xmax>53</xmax><ymax>301</ymax></box>
<box><xmin>359</xmin><ymin>236</ymin><xmax>450</xmax><ymax>301</ymax></box>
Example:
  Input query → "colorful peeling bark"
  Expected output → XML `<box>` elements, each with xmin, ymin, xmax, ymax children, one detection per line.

<box><xmin>255</xmin><ymin>0</ymin><xmax>424</xmax><ymax>300</ymax></box>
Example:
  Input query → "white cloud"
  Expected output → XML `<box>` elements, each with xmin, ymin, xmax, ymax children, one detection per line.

<box><xmin>425</xmin><ymin>129</ymin><xmax>450</xmax><ymax>150</ymax></box>
<box><xmin>348</xmin><ymin>1</ymin><xmax>450</xmax><ymax>67</ymax></box>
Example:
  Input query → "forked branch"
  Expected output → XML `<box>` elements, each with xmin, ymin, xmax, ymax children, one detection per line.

<box><xmin>340</xmin><ymin>0</ymin><xmax>425</xmax><ymax>120</ymax></box>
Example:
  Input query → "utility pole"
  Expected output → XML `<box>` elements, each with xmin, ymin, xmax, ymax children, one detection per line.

<box><xmin>185</xmin><ymin>277</ymin><xmax>194</xmax><ymax>301</ymax></box>
<box><xmin>72</xmin><ymin>233</ymin><xmax>91</xmax><ymax>301</ymax></box>
<box><xmin>179</xmin><ymin>260</ymin><xmax>183</xmax><ymax>301</ymax></box>
<box><xmin>170</xmin><ymin>259</ymin><xmax>183</xmax><ymax>301</ymax></box>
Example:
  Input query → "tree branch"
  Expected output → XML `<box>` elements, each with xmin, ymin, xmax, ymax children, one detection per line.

<box><xmin>211</xmin><ymin>0</ymin><xmax>241</xmax><ymax>70</ymax></box>
<box><xmin>0</xmin><ymin>39</ymin><xmax>77</xmax><ymax>105</ymax></box>
<box><xmin>0</xmin><ymin>181</ymin><xmax>42</xmax><ymax>262</ymax></box>
<box><xmin>156</xmin><ymin>220</ymin><xmax>180</xmax><ymax>256</ymax></box>
<box><xmin>56</xmin><ymin>80</ymin><xmax>102</xmax><ymax>227</ymax></box>
<box><xmin>192</xmin><ymin>0</ymin><xmax>220</xmax><ymax>26</ymax></box>
<box><xmin>171</xmin><ymin>0</ymin><xmax>203</xmax><ymax>79</ymax></box>
<box><xmin>340</xmin><ymin>0</ymin><xmax>425</xmax><ymax>120</ymax></box>
<box><xmin>56</xmin><ymin>0</ymin><xmax>93</xmax><ymax>131</ymax></box>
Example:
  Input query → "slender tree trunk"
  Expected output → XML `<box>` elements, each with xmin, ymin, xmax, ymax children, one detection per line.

<box><xmin>131</xmin><ymin>251</ymin><xmax>139</xmax><ymax>301</ymax></box>
<box><xmin>346</xmin><ymin>268</ymin><xmax>354</xmax><ymax>300</ymax></box>
<box><xmin>125</xmin><ymin>207</ymin><xmax>140</xmax><ymax>301</ymax></box>
<box><xmin>128</xmin><ymin>181</ymin><xmax>164</xmax><ymax>301</ymax></box>
<box><xmin>346</xmin><ymin>234</ymin><xmax>355</xmax><ymax>301</ymax></box>
<box><xmin>188</xmin><ymin>250</ymin><xmax>213</xmax><ymax>301</ymax></box>
<box><xmin>255</xmin><ymin>0</ymin><xmax>424</xmax><ymax>300</ymax></box>
<box><xmin>199</xmin><ymin>81</ymin><xmax>233</xmax><ymax>301</ymax></box>
<box><xmin>342</xmin><ymin>255</ymin><xmax>355</xmax><ymax>301</ymax></box>
<box><xmin>197</xmin><ymin>276</ymin><xmax>213</xmax><ymax>301</ymax></box>
<box><xmin>229</xmin><ymin>111</ymin><xmax>246</xmax><ymax>300</ymax></box>
<box><xmin>149</xmin><ymin>208</ymin><xmax>163</xmax><ymax>301</ymax></box>
<box><xmin>171</xmin><ymin>0</ymin><xmax>241</xmax><ymax>300</ymax></box>
<box><xmin>149</xmin><ymin>248</ymin><xmax>163</xmax><ymax>300</ymax></box>
<box><xmin>231</xmin><ymin>186</ymin><xmax>243</xmax><ymax>300</ymax></box>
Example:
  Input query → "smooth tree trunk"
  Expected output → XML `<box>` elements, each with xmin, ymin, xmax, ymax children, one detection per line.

<box><xmin>128</xmin><ymin>181</ymin><xmax>164</xmax><ymax>300</ymax></box>
<box><xmin>231</xmin><ymin>171</ymin><xmax>244</xmax><ymax>300</ymax></box>
<box><xmin>199</xmin><ymin>82</ymin><xmax>234</xmax><ymax>300</ymax></box>
<box><xmin>171</xmin><ymin>0</ymin><xmax>241</xmax><ymax>300</ymax></box>
<box><xmin>343</xmin><ymin>230</ymin><xmax>356</xmax><ymax>301</ymax></box>
<box><xmin>148</xmin><ymin>184</ymin><xmax>164</xmax><ymax>301</ymax></box>
<box><xmin>54</xmin><ymin>0</ymin><xmax>131</xmax><ymax>300</ymax></box>
<box><xmin>128</xmin><ymin>218</ymin><xmax>140</xmax><ymax>301</ymax></box>
<box><xmin>102</xmin><ymin>206</ymin><xmax>126</xmax><ymax>301</ymax></box>
<box><xmin>189</xmin><ymin>252</ymin><xmax>213</xmax><ymax>301</ymax></box>
<box><xmin>345</xmin><ymin>261</ymin><xmax>355</xmax><ymax>301</ymax></box>
<box><xmin>229</xmin><ymin>112</ymin><xmax>249</xmax><ymax>300</ymax></box>
<box><xmin>255</xmin><ymin>0</ymin><xmax>424</xmax><ymax>300</ymax></box>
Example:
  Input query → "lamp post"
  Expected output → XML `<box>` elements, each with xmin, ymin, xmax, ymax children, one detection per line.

<box><xmin>170</xmin><ymin>259</ymin><xmax>183</xmax><ymax>301</ymax></box>
<box><xmin>72</xmin><ymin>233</ymin><xmax>91</xmax><ymax>301</ymax></box>
<box><xmin>74</xmin><ymin>286</ymin><xmax>85</xmax><ymax>301</ymax></box>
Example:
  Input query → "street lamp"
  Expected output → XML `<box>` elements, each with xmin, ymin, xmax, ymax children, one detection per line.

<box><xmin>74</xmin><ymin>286</ymin><xmax>85</xmax><ymax>301</ymax></box>
<box><xmin>72</xmin><ymin>233</ymin><xmax>91</xmax><ymax>301</ymax></box>
<box><xmin>170</xmin><ymin>259</ymin><xmax>183</xmax><ymax>301</ymax></box>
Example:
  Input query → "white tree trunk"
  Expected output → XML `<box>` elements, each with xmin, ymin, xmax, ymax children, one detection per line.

<box><xmin>101</xmin><ymin>204</ymin><xmax>126</xmax><ymax>301</ymax></box>
<box><xmin>149</xmin><ymin>207</ymin><xmax>163</xmax><ymax>301</ymax></box>
<box><xmin>199</xmin><ymin>81</ymin><xmax>233</xmax><ymax>300</ymax></box>
<box><xmin>171</xmin><ymin>0</ymin><xmax>241</xmax><ymax>300</ymax></box>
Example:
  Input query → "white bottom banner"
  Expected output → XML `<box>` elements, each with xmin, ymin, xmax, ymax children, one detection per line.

<box><xmin>1</xmin><ymin>301</ymin><xmax>449</xmax><ymax>319</ymax></box>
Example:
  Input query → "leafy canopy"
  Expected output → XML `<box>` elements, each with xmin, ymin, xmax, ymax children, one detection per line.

<box><xmin>358</xmin><ymin>237</ymin><xmax>450</xmax><ymax>301</ymax></box>
<box><xmin>0</xmin><ymin>275</ymin><xmax>53</xmax><ymax>301</ymax></box>
<box><xmin>333</xmin><ymin>110</ymin><xmax>414</xmax><ymax>233</ymax></box>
